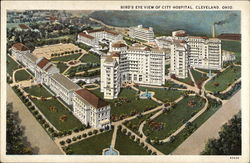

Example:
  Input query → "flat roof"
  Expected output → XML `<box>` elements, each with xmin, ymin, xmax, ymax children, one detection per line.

<box><xmin>51</xmin><ymin>73</ymin><xmax>80</xmax><ymax>91</ymax></box>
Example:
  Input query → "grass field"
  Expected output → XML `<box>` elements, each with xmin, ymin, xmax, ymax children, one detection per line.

<box><xmin>68</xmin><ymin>130</ymin><xmax>113</xmax><ymax>155</ymax></box>
<box><xmin>50</xmin><ymin>53</ymin><xmax>82</xmax><ymax>62</ymax></box>
<box><xmin>205</xmin><ymin>65</ymin><xmax>241</xmax><ymax>92</ymax></box>
<box><xmin>80</xmin><ymin>53</ymin><xmax>100</xmax><ymax>64</ymax></box>
<box><xmin>90</xmin><ymin>88</ymin><xmax>159</xmax><ymax>117</ymax></box>
<box><xmin>115</xmin><ymin>129</ymin><xmax>148</xmax><ymax>155</ymax></box>
<box><xmin>143</xmin><ymin>95</ymin><xmax>205</xmax><ymax>140</ymax></box>
<box><xmin>24</xmin><ymin>85</ymin><xmax>52</xmax><ymax>97</ymax></box>
<box><xmin>191</xmin><ymin>69</ymin><xmax>208</xmax><ymax>89</ymax></box>
<box><xmin>14</xmin><ymin>70</ymin><xmax>32</xmax><ymax>82</ymax></box>
<box><xmin>221</xmin><ymin>40</ymin><xmax>241</xmax><ymax>63</ymax></box>
<box><xmin>174</xmin><ymin>74</ymin><xmax>194</xmax><ymax>86</ymax></box>
<box><xmin>139</xmin><ymin>87</ymin><xmax>184</xmax><ymax>102</ymax></box>
<box><xmin>152</xmin><ymin>98</ymin><xmax>221</xmax><ymax>154</ymax></box>
<box><xmin>7</xmin><ymin>55</ymin><xmax>19</xmax><ymax>76</ymax></box>
<box><xmin>31</xmin><ymin>98</ymin><xmax>83</xmax><ymax>131</ymax></box>
<box><xmin>164</xmin><ymin>80</ymin><xmax>186</xmax><ymax>89</ymax></box>
<box><xmin>56</xmin><ymin>62</ymin><xmax>69</xmax><ymax>73</ymax></box>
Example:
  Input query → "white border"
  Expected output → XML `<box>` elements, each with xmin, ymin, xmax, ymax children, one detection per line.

<box><xmin>1</xmin><ymin>1</ymin><xmax>249</xmax><ymax>163</ymax></box>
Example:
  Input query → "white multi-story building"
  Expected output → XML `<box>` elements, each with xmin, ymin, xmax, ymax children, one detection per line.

<box><xmin>11</xmin><ymin>43</ymin><xmax>37</xmax><ymax>73</ymax></box>
<box><xmin>101</xmin><ymin>42</ymin><xmax>165</xmax><ymax>99</ymax></box>
<box><xmin>170</xmin><ymin>33</ymin><xmax>222</xmax><ymax>78</ymax></box>
<box><xmin>77</xmin><ymin>32</ymin><xmax>99</xmax><ymax>47</ymax></box>
<box><xmin>170</xmin><ymin>40</ymin><xmax>190</xmax><ymax>78</ymax></box>
<box><xmin>35</xmin><ymin>57</ymin><xmax>59</xmax><ymax>85</ymax></box>
<box><xmin>222</xmin><ymin>50</ymin><xmax>236</xmax><ymax>62</ymax></box>
<box><xmin>86</xmin><ymin>29</ymin><xmax>123</xmax><ymax>42</ymax></box>
<box><xmin>49</xmin><ymin>73</ymin><xmax>80</xmax><ymax>105</ymax></box>
<box><xmin>129</xmin><ymin>25</ymin><xmax>155</xmax><ymax>42</ymax></box>
<box><xmin>73</xmin><ymin>88</ymin><xmax>111</xmax><ymax>129</ymax></box>
<box><xmin>187</xmin><ymin>36</ymin><xmax>222</xmax><ymax>70</ymax></box>
<box><xmin>100</xmin><ymin>52</ymin><xmax>121</xmax><ymax>99</ymax></box>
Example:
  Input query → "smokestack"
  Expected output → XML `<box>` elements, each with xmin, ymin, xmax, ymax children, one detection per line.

<box><xmin>212</xmin><ymin>24</ymin><xmax>216</xmax><ymax>38</ymax></box>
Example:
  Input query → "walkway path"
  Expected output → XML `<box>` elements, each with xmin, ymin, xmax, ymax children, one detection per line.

<box><xmin>220</xmin><ymin>78</ymin><xmax>241</xmax><ymax>94</ymax></box>
<box><xmin>7</xmin><ymin>84</ymin><xmax>63</xmax><ymax>154</ymax></box>
<box><xmin>172</xmin><ymin>90</ymin><xmax>241</xmax><ymax>155</ymax></box>
<box><xmin>168</xmin><ymin>77</ymin><xmax>199</xmax><ymax>93</ymax></box>
<box><xmin>111</xmin><ymin>125</ymin><xmax>118</xmax><ymax>147</ymax></box>
<box><xmin>189</xmin><ymin>69</ymin><xmax>198</xmax><ymax>89</ymax></box>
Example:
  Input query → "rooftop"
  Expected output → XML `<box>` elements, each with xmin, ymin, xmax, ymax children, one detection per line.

<box><xmin>79</xmin><ymin>32</ymin><xmax>95</xmax><ymax>40</ymax></box>
<box><xmin>51</xmin><ymin>73</ymin><xmax>80</xmax><ymax>91</ymax></box>
<box><xmin>37</xmin><ymin>57</ymin><xmax>50</xmax><ymax>69</ymax></box>
<box><xmin>75</xmin><ymin>88</ymin><xmax>109</xmax><ymax>109</ymax></box>
<box><xmin>19</xmin><ymin>24</ymin><xmax>30</xmax><ymax>29</ymax></box>
<box><xmin>12</xmin><ymin>43</ymin><xmax>29</xmax><ymax>51</ymax></box>
<box><xmin>111</xmin><ymin>41</ymin><xmax>127</xmax><ymax>48</ymax></box>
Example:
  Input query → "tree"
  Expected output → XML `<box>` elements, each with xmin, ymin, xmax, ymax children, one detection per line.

<box><xmin>201</xmin><ymin>113</ymin><xmax>241</xmax><ymax>155</ymax></box>
<box><xmin>6</xmin><ymin>103</ymin><xmax>33</xmax><ymax>154</ymax></box>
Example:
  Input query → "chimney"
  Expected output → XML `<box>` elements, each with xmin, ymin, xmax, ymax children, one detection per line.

<box><xmin>212</xmin><ymin>24</ymin><xmax>216</xmax><ymax>38</ymax></box>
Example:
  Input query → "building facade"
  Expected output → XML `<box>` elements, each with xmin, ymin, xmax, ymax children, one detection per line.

<box><xmin>101</xmin><ymin>42</ymin><xmax>165</xmax><ymax>99</ymax></box>
<box><xmin>129</xmin><ymin>25</ymin><xmax>155</xmax><ymax>42</ymax></box>
<box><xmin>73</xmin><ymin>88</ymin><xmax>111</xmax><ymax>129</ymax></box>
<box><xmin>49</xmin><ymin>73</ymin><xmax>80</xmax><ymax>105</ymax></box>
<box><xmin>77</xmin><ymin>32</ymin><xmax>99</xmax><ymax>48</ymax></box>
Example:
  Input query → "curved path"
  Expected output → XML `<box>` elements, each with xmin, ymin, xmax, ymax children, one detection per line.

<box><xmin>7</xmin><ymin>84</ymin><xmax>63</xmax><ymax>154</ymax></box>
<box><xmin>172</xmin><ymin>90</ymin><xmax>241</xmax><ymax>155</ymax></box>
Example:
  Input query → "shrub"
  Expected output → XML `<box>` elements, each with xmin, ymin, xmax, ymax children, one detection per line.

<box><xmin>74</xmin><ymin>128</ymin><xmax>79</xmax><ymax>133</ymax></box>
<box><xmin>68</xmin><ymin>131</ymin><xmax>72</xmax><ymax>135</ymax></box>
<box><xmin>60</xmin><ymin>141</ymin><xmax>65</xmax><ymax>145</ymax></box>
<box><xmin>93</xmin><ymin>129</ymin><xmax>98</xmax><ymax>135</ymax></box>
<box><xmin>152</xmin><ymin>152</ymin><xmax>157</xmax><ymax>155</ymax></box>
<box><xmin>52</xmin><ymin>132</ymin><xmax>58</xmax><ymax>137</ymax></box>
<box><xmin>140</xmin><ymin>142</ymin><xmax>144</xmax><ymax>146</ymax></box>
<box><xmin>117</xmin><ymin>125</ymin><xmax>122</xmax><ymax>131</ymax></box>
<box><xmin>82</xmin><ymin>133</ymin><xmax>87</xmax><ymax>138</ymax></box>
<box><xmin>72</xmin><ymin>137</ymin><xmax>77</xmax><ymax>141</ymax></box>
<box><xmin>122</xmin><ymin>128</ymin><xmax>127</xmax><ymax>133</ymax></box>
<box><xmin>88</xmin><ymin>131</ymin><xmax>93</xmax><ymax>136</ymax></box>
<box><xmin>48</xmin><ymin>127</ymin><xmax>54</xmax><ymax>133</ymax></box>
<box><xmin>66</xmin><ymin>138</ymin><xmax>71</xmax><ymax>144</ymax></box>
<box><xmin>33</xmin><ymin>110</ymin><xmax>39</xmax><ymax>115</ymax></box>
<box><xmin>127</xmin><ymin>132</ymin><xmax>131</xmax><ymax>136</ymax></box>
<box><xmin>131</xmin><ymin>135</ymin><xmax>135</xmax><ymax>140</ymax></box>
<box><xmin>147</xmin><ymin>149</ymin><xmax>152</xmax><ymax>154</ymax></box>
<box><xmin>44</xmin><ymin>123</ymin><xmax>49</xmax><ymax>128</ymax></box>
<box><xmin>139</xmin><ymin>134</ymin><xmax>143</xmax><ymax>138</ymax></box>
<box><xmin>77</xmin><ymin>135</ymin><xmax>81</xmax><ymax>139</ymax></box>
<box><xmin>99</xmin><ymin>128</ymin><xmax>104</xmax><ymax>132</ymax></box>
<box><xmin>58</xmin><ymin>132</ymin><xmax>63</xmax><ymax>137</ymax></box>
<box><xmin>29</xmin><ymin>106</ymin><xmax>35</xmax><ymax>110</ymax></box>
<box><xmin>144</xmin><ymin>146</ymin><xmax>148</xmax><ymax>150</ymax></box>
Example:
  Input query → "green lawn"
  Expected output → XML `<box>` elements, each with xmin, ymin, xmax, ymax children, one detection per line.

<box><xmin>23</xmin><ymin>85</ymin><xmax>52</xmax><ymax>97</ymax></box>
<box><xmin>191</xmin><ymin>69</ymin><xmax>208</xmax><ymax>89</ymax></box>
<box><xmin>56</xmin><ymin>62</ymin><xmax>68</xmax><ymax>73</ymax></box>
<box><xmin>90</xmin><ymin>88</ymin><xmax>159</xmax><ymax>117</ymax></box>
<box><xmin>152</xmin><ymin>97</ymin><xmax>221</xmax><ymax>154</ymax></box>
<box><xmin>115</xmin><ymin>129</ymin><xmax>148</xmax><ymax>155</ymax></box>
<box><xmin>66</xmin><ymin>64</ymin><xmax>99</xmax><ymax>75</ymax></box>
<box><xmin>124</xmin><ymin>110</ymin><xmax>158</xmax><ymax>135</ymax></box>
<box><xmin>7</xmin><ymin>55</ymin><xmax>19</xmax><ymax>76</ymax></box>
<box><xmin>195</xmin><ymin>68</ymin><xmax>220</xmax><ymax>74</ymax></box>
<box><xmin>80</xmin><ymin>53</ymin><xmax>100</xmax><ymax>64</ymax></box>
<box><xmin>143</xmin><ymin>95</ymin><xmax>205</xmax><ymax>140</ymax></box>
<box><xmin>205</xmin><ymin>66</ymin><xmax>241</xmax><ymax>92</ymax></box>
<box><xmin>139</xmin><ymin>87</ymin><xmax>184</xmax><ymax>103</ymax></box>
<box><xmin>164</xmin><ymin>80</ymin><xmax>187</xmax><ymax>89</ymax></box>
<box><xmin>173</xmin><ymin>74</ymin><xmax>194</xmax><ymax>86</ymax></box>
<box><xmin>221</xmin><ymin>40</ymin><xmax>241</xmax><ymax>63</ymax></box>
<box><xmin>15</xmin><ymin>70</ymin><xmax>32</xmax><ymax>82</ymax></box>
<box><xmin>68</xmin><ymin>130</ymin><xmax>113</xmax><ymax>155</ymax></box>
<box><xmin>31</xmin><ymin>98</ymin><xmax>83</xmax><ymax>131</ymax></box>
<box><xmin>50</xmin><ymin>53</ymin><xmax>82</xmax><ymax>62</ymax></box>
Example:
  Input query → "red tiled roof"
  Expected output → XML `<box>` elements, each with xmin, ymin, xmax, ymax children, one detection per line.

<box><xmin>112</xmin><ymin>42</ymin><xmax>126</xmax><ymax>48</ymax></box>
<box><xmin>75</xmin><ymin>89</ymin><xmax>109</xmax><ymax>109</ymax></box>
<box><xmin>79</xmin><ymin>32</ymin><xmax>95</xmax><ymax>40</ymax></box>
<box><xmin>19</xmin><ymin>24</ymin><xmax>29</xmax><ymax>29</ymax></box>
<box><xmin>87</xmin><ymin>29</ymin><xmax>104</xmax><ymax>33</ymax></box>
<box><xmin>105</xmin><ymin>30</ymin><xmax>119</xmax><ymax>36</ymax></box>
<box><xmin>110</xmin><ymin>52</ymin><xmax>120</xmax><ymax>57</ymax></box>
<box><xmin>37</xmin><ymin>58</ymin><xmax>50</xmax><ymax>69</ymax></box>
<box><xmin>12</xmin><ymin>43</ymin><xmax>29</xmax><ymax>51</ymax></box>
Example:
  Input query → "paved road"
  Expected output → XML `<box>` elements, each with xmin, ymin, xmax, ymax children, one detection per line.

<box><xmin>7</xmin><ymin>84</ymin><xmax>63</xmax><ymax>154</ymax></box>
<box><xmin>172</xmin><ymin>90</ymin><xmax>241</xmax><ymax>155</ymax></box>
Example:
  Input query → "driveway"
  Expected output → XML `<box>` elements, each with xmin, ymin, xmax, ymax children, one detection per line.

<box><xmin>6</xmin><ymin>84</ymin><xmax>63</xmax><ymax>154</ymax></box>
<box><xmin>172</xmin><ymin>90</ymin><xmax>241</xmax><ymax>155</ymax></box>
